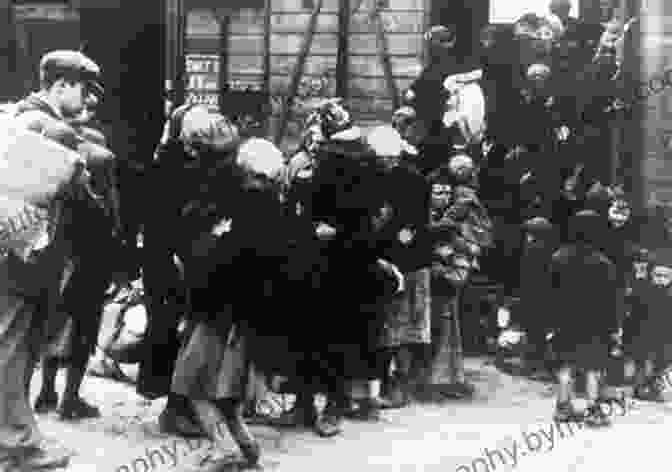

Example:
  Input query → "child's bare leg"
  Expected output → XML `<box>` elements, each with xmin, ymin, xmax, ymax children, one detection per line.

<box><xmin>554</xmin><ymin>364</ymin><xmax>583</xmax><ymax>422</ymax></box>
<box><xmin>191</xmin><ymin>398</ymin><xmax>260</xmax><ymax>466</ymax></box>
<box><xmin>556</xmin><ymin>365</ymin><xmax>573</xmax><ymax>404</ymax></box>
<box><xmin>584</xmin><ymin>369</ymin><xmax>600</xmax><ymax>404</ymax></box>
<box><xmin>584</xmin><ymin>369</ymin><xmax>611</xmax><ymax>427</ymax></box>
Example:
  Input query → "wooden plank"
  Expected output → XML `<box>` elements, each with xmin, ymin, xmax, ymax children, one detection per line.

<box><xmin>349</xmin><ymin>32</ymin><xmax>423</xmax><ymax>55</ymax></box>
<box><xmin>230</xmin><ymin>10</ymin><xmax>265</xmax><ymax>34</ymax></box>
<box><xmin>225</xmin><ymin>74</ymin><xmax>265</xmax><ymax>89</ymax></box>
<box><xmin>229</xmin><ymin>7</ymin><xmax>266</xmax><ymax>28</ymax></box>
<box><xmin>269</xmin><ymin>33</ymin><xmax>338</xmax><ymax>54</ymax></box>
<box><xmin>350</xmin><ymin>10</ymin><xmax>425</xmax><ymax>34</ymax></box>
<box><xmin>371</xmin><ymin>4</ymin><xmax>400</xmax><ymax>109</ymax></box>
<box><xmin>228</xmin><ymin>35</ymin><xmax>266</xmax><ymax>55</ymax></box>
<box><xmin>270</xmin><ymin>54</ymin><xmax>337</xmax><ymax>76</ymax></box>
<box><xmin>270</xmin><ymin>0</ymin><xmax>340</xmax><ymax>12</ymax></box>
<box><xmin>229</xmin><ymin>54</ymin><xmax>265</xmax><ymax>75</ymax></box>
<box><xmin>349</xmin><ymin>55</ymin><xmax>422</xmax><ymax>78</ymax></box>
<box><xmin>186</xmin><ymin>9</ymin><xmax>220</xmax><ymax>36</ymax></box>
<box><xmin>380</xmin><ymin>0</ymin><xmax>426</xmax><ymax>9</ymax></box>
<box><xmin>337</xmin><ymin>0</ymin><xmax>350</xmax><ymax>98</ymax></box>
<box><xmin>269</xmin><ymin>73</ymin><xmax>335</xmax><ymax>97</ymax></box>
<box><xmin>274</xmin><ymin>0</ymin><xmax>324</xmax><ymax>143</ymax></box>
<box><xmin>348</xmin><ymin>96</ymin><xmax>396</xmax><ymax>119</ymax></box>
<box><xmin>185</xmin><ymin>36</ymin><xmax>221</xmax><ymax>54</ymax></box>
<box><xmin>263</xmin><ymin>0</ymin><xmax>272</xmax><ymax>93</ymax></box>
<box><xmin>270</xmin><ymin>12</ymin><xmax>338</xmax><ymax>33</ymax></box>
<box><xmin>348</xmin><ymin>76</ymin><xmax>414</xmax><ymax>99</ymax></box>
<box><xmin>219</xmin><ymin>14</ymin><xmax>231</xmax><ymax>98</ymax></box>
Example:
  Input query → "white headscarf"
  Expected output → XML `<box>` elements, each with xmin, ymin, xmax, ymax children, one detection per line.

<box><xmin>366</xmin><ymin>125</ymin><xmax>417</xmax><ymax>157</ymax></box>
<box><xmin>236</xmin><ymin>138</ymin><xmax>285</xmax><ymax>179</ymax></box>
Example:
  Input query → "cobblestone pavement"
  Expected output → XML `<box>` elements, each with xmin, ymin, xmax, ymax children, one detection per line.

<box><xmin>29</xmin><ymin>357</ymin><xmax>671</xmax><ymax>472</ymax></box>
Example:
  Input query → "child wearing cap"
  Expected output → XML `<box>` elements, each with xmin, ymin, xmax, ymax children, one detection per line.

<box><xmin>549</xmin><ymin>210</ymin><xmax>621</xmax><ymax>427</ymax></box>
<box><xmin>625</xmin><ymin>249</ymin><xmax>672</xmax><ymax>402</ymax></box>
<box><xmin>170</xmin><ymin>108</ymin><xmax>271</xmax><ymax>466</ymax></box>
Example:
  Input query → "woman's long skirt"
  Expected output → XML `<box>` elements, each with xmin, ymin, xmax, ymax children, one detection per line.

<box><xmin>171</xmin><ymin>318</ymin><xmax>249</xmax><ymax>401</ymax></box>
<box><xmin>380</xmin><ymin>269</ymin><xmax>432</xmax><ymax>348</ymax></box>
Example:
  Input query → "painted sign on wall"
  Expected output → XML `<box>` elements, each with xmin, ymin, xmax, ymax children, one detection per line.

<box><xmin>185</xmin><ymin>54</ymin><xmax>220</xmax><ymax>109</ymax></box>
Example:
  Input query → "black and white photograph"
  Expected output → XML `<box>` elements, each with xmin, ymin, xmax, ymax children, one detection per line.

<box><xmin>0</xmin><ymin>0</ymin><xmax>670</xmax><ymax>470</ymax></box>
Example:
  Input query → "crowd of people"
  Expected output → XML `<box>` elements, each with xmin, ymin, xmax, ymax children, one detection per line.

<box><xmin>1</xmin><ymin>0</ymin><xmax>672</xmax><ymax>470</ymax></box>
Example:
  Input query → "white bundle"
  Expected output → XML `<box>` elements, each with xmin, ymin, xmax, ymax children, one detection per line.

<box><xmin>237</xmin><ymin>138</ymin><xmax>285</xmax><ymax>178</ymax></box>
<box><xmin>442</xmin><ymin>82</ymin><xmax>486</xmax><ymax>145</ymax></box>
<box><xmin>366</xmin><ymin>124</ymin><xmax>417</xmax><ymax>157</ymax></box>
<box><xmin>366</xmin><ymin>125</ymin><xmax>404</xmax><ymax>157</ymax></box>
<box><xmin>0</xmin><ymin>119</ymin><xmax>80</xmax><ymax>253</ymax></box>
<box><xmin>0</xmin><ymin>118</ymin><xmax>81</xmax><ymax>205</ymax></box>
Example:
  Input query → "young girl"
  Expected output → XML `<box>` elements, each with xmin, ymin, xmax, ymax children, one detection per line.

<box><xmin>171</xmin><ymin>108</ymin><xmax>284</xmax><ymax>466</ymax></box>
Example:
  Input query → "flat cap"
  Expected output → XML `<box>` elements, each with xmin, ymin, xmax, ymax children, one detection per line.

<box><xmin>39</xmin><ymin>50</ymin><xmax>103</xmax><ymax>96</ymax></box>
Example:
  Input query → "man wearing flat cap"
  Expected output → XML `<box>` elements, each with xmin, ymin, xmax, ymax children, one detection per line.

<box><xmin>0</xmin><ymin>49</ymin><xmax>106</xmax><ymax>470</ymax></box>
<box><xmin>9</xmin><ymin>50</ymin><xmax>120</xmax><ymax>427</ymax></box>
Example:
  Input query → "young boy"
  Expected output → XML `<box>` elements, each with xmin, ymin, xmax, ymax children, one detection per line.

<box><xmin>626</xmin><ymin>249</ymin><xmax>672</xmax><ymax>401</ymax></box>
<box><xmin>518</xmin><ymin>216</ymin><xmax>558</xmax><ymax>377</ymax></box>
<box><xmin>550</xmin><ymin>210</ymin><xmax>622</xmax><ymax>427</ymax></box>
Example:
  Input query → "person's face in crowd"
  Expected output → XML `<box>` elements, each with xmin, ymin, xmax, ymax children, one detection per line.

<box><xmin>651</xmin><ymin>265</ymin><xmax>672</xmax><ymax>287</ymax></box>
<box><xmin>54</xmin><ymin>78</ymin><xmax>90</xmax><ymax>117</ymax></box>
<box><xmin>633</xmin><ymin>261</ymin><xmax>649</xmax><ymax>280</ymax></box>
<box><xmin>608</xmin><ymin>199</ymin><xmax>630</xmax><ymax>228</ymax></box>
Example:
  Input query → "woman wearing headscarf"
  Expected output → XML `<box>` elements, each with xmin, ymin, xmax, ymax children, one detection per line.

<box><xmin>138</xmin><ymin>104</ymin><xmax>209</xmax><ymax>437</ymax></box>
<box><xmin>282</xmin><ymin>100</ymin><xmax>406</xmax><ymax>434</ymax></box>
<box><xmin>368</xmin><ymin>125</ymin><xmax>432</xmax><ymax>407</ymax></box>
<box><xmin>170</xmin><ymin>109</ymin><xmax>285</xmax><ymax>466</ymax></box>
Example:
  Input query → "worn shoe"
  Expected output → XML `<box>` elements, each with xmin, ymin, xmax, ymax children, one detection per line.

<box><xmin>634</xmin><ymin>384</ymin><xmax>666</xmax><ymax>403</ymax></box>
<box><xmin>16</xmin><ymin>443</ymin><xmax>73</xmax><ymax>469</ymax></box>
<box><xmin>584</xmin><ymin>404</ymin><xmax>612</xmax><ymax>428</ymax></box>
<box><xmin>377</xmin><ymin>394</ymin><xmax>410</xmax><ymax>410</ymax></box>
<box><xmin>225</xmin><ymin>413</ymin><xmax>261</xmax><ymax>466</ymax></box>
<box><xmin>34</xmin><ymin>390</ymin><xmax>59</xmax><ymax>414</ymax></box>
<box><xmin>239</xmin><ymin>440</ymin><xmax>261</xmax><ymax>466</ymax></box>
<box><xmin>553</xmin><ymin>402</ymin><xmax>586</xmax><ymax>423</ymax></box>
<box><xmin>274</xmin><ymin>405</ymin><xmax>318</xmax><ymax>428</ymax></box>
<box><xmin>58</xmin><ymin>397</ymin><xmax>101</xmax><ymax>421</ymax></box>
<box><xmin>87</xmin><ymin>356</ymin><xmax>133</xmax><ymax>384</ymax></box>
<box><xmin>345</xmin><ymin>399</ymin><xmax>382</xmax><ymax>422</ymax></box>
<box><xmin>158</xmin><ymin>408</ymin><xmax>207</xmax><ymax>438</ymax></box>
<box><xmin>314</xmin><ymin>408</ymin><xmax>344</xmax><ymax>438</ymax></box>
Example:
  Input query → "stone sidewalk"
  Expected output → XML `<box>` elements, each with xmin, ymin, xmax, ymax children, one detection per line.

<box><xmin>30</xmin><ymin>357</ymin><xmax>672</xmax><ymax>472</ymax></box>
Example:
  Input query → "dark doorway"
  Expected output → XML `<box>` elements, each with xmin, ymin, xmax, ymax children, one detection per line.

<box><xmin>79</xmin><ymin>0</ymin><xmax>165</xmax><ymax>166</ymax></box>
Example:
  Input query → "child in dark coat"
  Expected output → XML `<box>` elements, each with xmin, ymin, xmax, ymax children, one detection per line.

<box><xmin>518</xmin><ymin>216</ymin><xmax>558</xmax><ymax>375</ymax></box>
<box><xmin>550</xmin><ymin>210</ymin><xmax>622</xmax><ymax>427</ymax></box>
<box><xmin>626</xmin><ymin>249</ymin><xmax>672</xmax><ymax>401</ymax></box>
